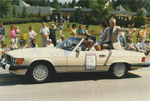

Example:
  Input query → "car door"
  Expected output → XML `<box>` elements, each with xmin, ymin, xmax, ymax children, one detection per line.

<box><xmin>67</xmin><ymin>51</ymin><xmax>85</xmax><ymax>72</ymax></box>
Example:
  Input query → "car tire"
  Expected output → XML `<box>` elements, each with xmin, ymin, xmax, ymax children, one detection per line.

<box><xmin>110</xmin><ymin>63</ymin><xmax>127</xmax><ymax>79</ymax></box>
<box><xmin>29</xmin><ymin>62</ymin><xmax>51</xmax><ymax>83</ymax></box>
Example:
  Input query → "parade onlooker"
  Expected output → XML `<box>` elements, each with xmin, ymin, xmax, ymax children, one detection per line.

<box><xmin>40</xmin><ymin>22</ymin><xmax>50</xmax><ymax>47</ymax></box>
<box><xmin>46</xmin><ymin>39</ymin><xmax>54</xmax><ymax>48</ymax></box>
<box><xmin>9</xmin><ymin>25</ymin><xmax>17</xmax><ymax>49</ymax></box>
<box><xmin>0</xmin><ymin>21</ymin><xmax>5</xmax><ymax>48</ymax></box>
<box><xmin>49</xmin><ymin>24</ymin><xmax>56</xmax><ymax>46</ymax></box>
<box><xmin>19</xmin><ymin>36</ymin><xmax>25</xmax><ymax>48</ymax></box>
<box><xmin>144</xmin><ymin>39</ymin><xmax>150</xmax><ymax>55</ymax></box>
<box><xmin>134</xmin><ymin>38</ymin><xmax>144</xmax><ymax>52</ymax></box>
<box><xmin>57</xmin><ymin>35</ymin><xmax>65</xmax><ymax>44</ymax></box>
<box><xmin>15</xmin><ymin>26</ymin><xmax>21</xmax><ymax>48</ymax></box>
<box><xmin>58</xmin><ymin>23</ymin><xmax>63</xmax><ymax>36</ymax></box>
<box><xmin>125</xmin><ymin>38</ymin><xmax>136</xmax><ymax>51</ymax></box>
<box><xmin>28</xmin><ymin>26</ymin><xmax>37</xmax><ymax>47</ymax></box>
<box><xmin>70</xmin><ymin>24</ymin><xmax>77</xmax><ymax>37</ymax></box>
<box><xmin>77</xmin><ymin>25</ymin><xmax>86</xmax><ymax>38</ymax></box>
<box><xmin>22</xmin><ymin>40</ymin><xmax>28</xmax><ymax>49</ymax></box>
<box><xmin>30</xmin><ymin>39</ymin><xmax>38</xmax><ymax>48</ymax></box>
<box><xmin>10</xmin><ymin>40</ymin><xmax>16</xmax><ymax>50</ymax></box>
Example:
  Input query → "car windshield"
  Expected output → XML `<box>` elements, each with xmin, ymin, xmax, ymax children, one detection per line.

<box><xmin>56</xmin><ymin>37</ymin><xmax>82</xmax><ymax>51</ymax></box>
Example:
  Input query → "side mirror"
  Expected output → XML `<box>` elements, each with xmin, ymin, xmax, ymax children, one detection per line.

<box><xmin>76</xmin><ymin>47</ymin><xmax>81</xmax><ymax>53</ymax></box>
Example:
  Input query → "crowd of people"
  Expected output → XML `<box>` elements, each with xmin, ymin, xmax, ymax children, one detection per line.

<box><xmin>0</xmin><ymin>17</ymin><xmax>150</xmax><ymax>57</ymax></box>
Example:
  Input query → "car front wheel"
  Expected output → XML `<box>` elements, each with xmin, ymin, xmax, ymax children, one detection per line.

<box><xmin>110</xmin><ymin>63</ymin><xmax>127</xmax><ymax>78</ymax></box>
<box><xmin>30</xmin><ymin>63</ymin><xmax>50</xmax><ymax>83</ymax></box>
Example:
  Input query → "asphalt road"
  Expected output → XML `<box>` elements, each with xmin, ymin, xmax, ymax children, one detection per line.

<box><xmin>0</xmin><ymin>57</ymin><xmax>150</xmax><ymax>101</ymax></box>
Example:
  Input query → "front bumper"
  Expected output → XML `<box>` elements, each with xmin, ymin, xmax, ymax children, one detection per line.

<box><xmin>130</xmin><ymin>62</ymin><xmax>150</xmax><ymax>70</ymax></box>
<box><xmin>1</xmin><ymin>58</ymin><xmax>29</xmax><ymax>75</ymax></box>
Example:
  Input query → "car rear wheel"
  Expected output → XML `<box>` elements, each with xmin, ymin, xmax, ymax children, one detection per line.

<box><xmin>30</xmin><ymin>63</ymin><xmax>50</xmax><ymax>83</ymax></box>
<box><xmin>110</xmin><ymin>63</ymin><xmax>127</xmax><ymax>78</ymax></box>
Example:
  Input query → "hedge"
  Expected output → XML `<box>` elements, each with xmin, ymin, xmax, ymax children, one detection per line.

<box><xmin>0</xmin><ymin>17</ymin><xmax>43</xmax><ymax>25</ymax></box>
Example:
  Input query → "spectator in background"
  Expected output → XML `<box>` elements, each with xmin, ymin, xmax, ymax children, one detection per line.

<box><xmin>77</xmin><ymin>25</ymin><xmax>86</xmax><ymax>38</ymax></box>
<box><xmin>22</xmin><ymin>40</ymin><xmax>28</xmax><ymax>49</ymax></box>
<box><xmin>49</xmin><ymin>24</ymin><xmax>56</xmax><ymax>46</ymax></box>
<box><xmin>125</xmin><ymin>38</ymin><xmax>136</xmax><ymax>51</ymax></box>
<box><xmin>9</xmin><ymin>25</ymin><xmax>17</xmax><ymax>49</ymax></box>
<box><xmin>15</xmin><ymin>26</ymin><xmax>21</xmax><ymax>48</ymax></box>
<box><xmin>40</xmin><ymin>22</ymin><xmax>50</xmax><ymax>47</ymax></box>
<box><xmin>134</xmin><ymin>38</ymin><xmax>144</xmax><ymax>52</ymax></box>
<box><xmin>70</xmin><ymin>24</ymin><xmax>77</xmax><ymax>37</ymax></box>
<box><xmin>144</xmin><ymin>39</ymin><xmax>150</xmax><ymax>55</ymax></box>
<box><xmin>28</xmin><ymin>26</ymin><xmax>37</xmax><ymax>47</ymax></box>
<box><xmin>0</xmin><ymin>21</ymin><xmax>5</xmax><ymax>48</ymax></box>
<box><xmin>57</xmin><ymin>35</ymin><xmax>65</xmax><ymax>44</ymax></box>
<box><xmin>84</xmin><ymin>25</ymin><xmax>91</xmax><ymax>36</ymax></box>
<box><xmin>30</xmin><ymin>39</ymin><xmax>38</xmax><ymax>48</ymax></box>
<box><xmin>58</xmin><ymin>23</ymin><xmax>63</xmax><ymax>36</ymax></box>
<box><xmin>10</xmin><ymin>40</ymin><xmax>16</xmax><ymax>50</ymax></box>
<box><xmin>46</xmin><ymin>39</ymin><xmax>54</xmax><ymax>48</ymax></box>
<box><xmin>19</xmin><ymin>36</ymin><xmax>25</xmax><ymax>48</ymax></box>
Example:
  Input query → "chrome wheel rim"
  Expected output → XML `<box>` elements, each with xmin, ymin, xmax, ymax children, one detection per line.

<box><xmin>33</xmin><ymin>65</ymin><xmax>49</xmax><ymax>81</ymax></box>
<box><xmin>113</xmin><ymin>63</ymin><xmax>126</xmax><ymax>77</ymax></box>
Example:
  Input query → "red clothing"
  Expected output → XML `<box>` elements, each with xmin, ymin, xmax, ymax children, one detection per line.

<box><xmin>9</xmin><ymin>30</ymin><xmax>16</xmax><ymax>39</ymax></box>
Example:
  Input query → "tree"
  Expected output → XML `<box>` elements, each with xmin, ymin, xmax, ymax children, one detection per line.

<box><xmin>75</xmin><ymin>8</ymin><xmax>82</xmax><ymax>23</ymax></box>
<box><xmin>90</xmin><ymin>0</ymin><xmax>110</xmax><ymax>23</ymax></box>
<box><xmin>70</xmin><ymin>0</ymin><xmax>76</xmax><ymax>8</ymax></box>
<box><xmin>134</xmin><ymin>9</ymin><xmax>145</xmax><ymax>27</ymax></box>
<box><xmin>21</xmin><ymin>7</ymin><xmax>28</xmax><ymax>18</ymax></box>
<box><xmin>38</xmin><ymin>8</ymin><xmax>41</xmax><ymax>17</ymax></box>
<box><xmin>0</xmin><ymin>0</ymin><xmax>11</xmax><ymax>18</ymax></box>
<box><xmin>52</xmin><ymin>0</ymin><xmax>61</xmax><ymax>14</ymax></box>
<box><xmin>77</xmin><ymin>0</ymin><xmax>91</xmax><ymax>8</ymax></box>
<box><xmin>12</xmin><ymin>5</ymin><xmax>16</xmax><ymax>17</ymax></box>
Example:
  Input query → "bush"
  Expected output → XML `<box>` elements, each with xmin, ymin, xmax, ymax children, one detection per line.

<box><xmin>0</xmin><ymin>17</ymin><xmax>43</xmax><ymax>24</ymax></box>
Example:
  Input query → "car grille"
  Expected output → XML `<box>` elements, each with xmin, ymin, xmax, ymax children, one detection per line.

<box><xmin>6</xmin><ymin>55</ymin><xmax>12</xmax><ymax>64</ymax></box>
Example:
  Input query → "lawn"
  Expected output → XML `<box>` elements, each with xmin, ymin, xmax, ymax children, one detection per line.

<box><xmin>2</xmin><ymin>22</ymin><xmax>150</xmax><ymax>48</ymax></box>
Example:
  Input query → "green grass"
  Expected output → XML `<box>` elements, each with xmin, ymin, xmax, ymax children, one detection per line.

<box><xmin>2</xmin><ymin>22</ymin><xmax>150</xmax><ymax>48</ymax></box>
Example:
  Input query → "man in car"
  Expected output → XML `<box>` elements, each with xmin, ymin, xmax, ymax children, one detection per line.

<box><xmin>100</xmin><ymin>18</ymin><xmax>130</xmax><ymax>50</ymax></box>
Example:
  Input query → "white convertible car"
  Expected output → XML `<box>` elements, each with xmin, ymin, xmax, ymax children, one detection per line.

<box><xmin>1</xmin><ymin>37</ymin><xmax>150</xmax><ymax>83</ymax></box>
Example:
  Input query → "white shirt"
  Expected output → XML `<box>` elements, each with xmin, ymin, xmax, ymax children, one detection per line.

<box><xmin>46</xmin><ymin>44</ymin><xmax>54</xmax><ymax>48</ymax></box>
<box><xmin>40</xmin><ymin>27</ymin><xmax>50</xmax><ymax>36</ymax></box>
<box><xmin>28</xmin><ymin>30</ymin><xmax>37</xmax><ymax>41</ymax></box>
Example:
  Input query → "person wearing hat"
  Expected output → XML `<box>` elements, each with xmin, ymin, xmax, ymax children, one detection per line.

<box><xmin>49</xmin><ymin>24</ymin><xmax>56</xmax><ymax>46</ymax></box>
<box><xmin>46</xmin><ymin>39</ymin><xmax>54</xmax><ymax>48</ymax></box>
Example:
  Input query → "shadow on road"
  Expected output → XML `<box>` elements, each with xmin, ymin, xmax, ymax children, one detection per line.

<box><xmin>0</xmin><ymin>72</ymin><xmax>141</xmax><ymax>86</ymax></box>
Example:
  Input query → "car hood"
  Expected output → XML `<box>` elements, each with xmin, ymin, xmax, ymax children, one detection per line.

<box><xmin>7</xmin><ymin>48</ymin><xmax>71</xmax><ymax>58</ymax></box>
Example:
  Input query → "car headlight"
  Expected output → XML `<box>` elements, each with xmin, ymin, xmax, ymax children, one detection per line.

<box><xmin>12</xmin><ymin>58</ymin><xmax>24</xmax><ymax>64</ymax></box>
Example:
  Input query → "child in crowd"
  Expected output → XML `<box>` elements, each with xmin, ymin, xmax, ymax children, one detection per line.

<box><xmin>30</xmin><ymin>39</ymin><xmax>38</xmax><ymax>48</ymax></box>
<box><xmin>125</xmin><ymin>38</ymin><xmax>136</xmax><ymax>51</ymax></box>
<box><xmin>28</xmin><ymin>26</ymin><xmax>37</xmax><ymax>47</ymax></box>
<box><xmin>46</xmin><ymin>39</ymin><xmax>54</xmax><ymax>48</ymax></box>
<box><xmin>21</xmin><ymin>40</ymin><xmax>28</xmax><ymax>49</ymax></box>
<box><xmin>9</xmin><ymin>25</ymin><xmax>18</xmax><ymax>49</ymax></box>
<box><xmin>58</xmin><ymin>23</ymin><xmax>63</xmax><ymax>36</ymax></box>
<box><xmin>19</xmin><ymin>36</ymin><xmax>25</xmax><ymax>48</ymax></box>
<box><xmin>15</xmin><ymin>26</ymin><xmax>21</xmax><ymax>48</ymax></box>
<box><xmin>144</xmin><ymin>39</ymin><xmax>150</xmax><ymax>55</ymax></box>
<box><xmin>10</xmin><ymin>40</ymin><xmax>17</xmax><ymax>50</ymax></box>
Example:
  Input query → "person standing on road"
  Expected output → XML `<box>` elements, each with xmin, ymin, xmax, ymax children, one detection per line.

<box><xmin>40</xmin><ymin>22</ymin><xmax>50</xmax><ymax>47</ymax></box>
<box><xmin>49</xmin><ymin>24</ymin><xmax>56</xmax><ymax>46</ymax></box>
<box><xmin>0</xmin><ymin>21</ymin><xmax>5</xmax><ymax>48</ymax></box>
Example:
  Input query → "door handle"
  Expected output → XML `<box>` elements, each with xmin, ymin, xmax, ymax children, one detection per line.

<box><xmin>99</xmin><ymin>55</ymin><xmax>106</xmax><ymax>58</ymax></box>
